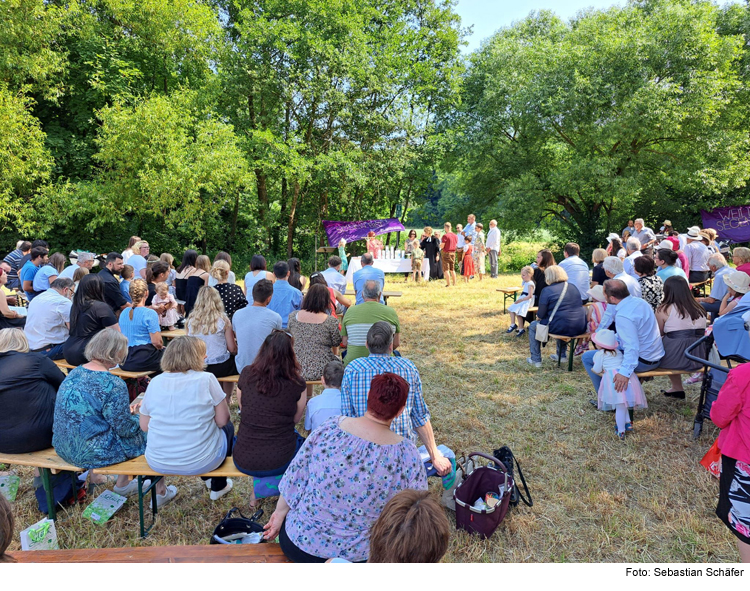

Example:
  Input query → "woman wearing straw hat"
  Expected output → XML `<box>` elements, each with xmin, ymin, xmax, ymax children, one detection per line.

<box><xmin>655</xmin><ymin>276</ymin><xmax>708</xmax><ymax>399</ymax></box>
<box><xmin>590</xmin><ymin>328</ymin><xmax>647</xmax><ymax>440</ymax></box>
<box><xmin>719</xmin><ymin>271</ymin><xmax>750</xmax><ymax>317</ymax></box>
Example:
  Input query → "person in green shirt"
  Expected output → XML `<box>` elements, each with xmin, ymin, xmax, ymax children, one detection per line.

<box><xmin>341</xmin><ymin>280</ymin><xmax>400</xmax><ymax>366</ymax></box>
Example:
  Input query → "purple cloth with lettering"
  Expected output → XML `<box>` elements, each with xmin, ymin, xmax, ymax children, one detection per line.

<box><xmin>322</xmin><ymin>218</ymin><xmax>406</xmax><ymax>247</ymax></box>
<box><xmin>701</xmin><ymin>206</ymin><xmax>750</xmax><ymax>242</ymax></box>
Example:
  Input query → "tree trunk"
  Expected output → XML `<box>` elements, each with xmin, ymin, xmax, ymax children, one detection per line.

<box><xmin>385</xmin><ymin>202</ymin><xmax>397</xmax><ymax>245</ymax></box>
<box><xmin>229</xmin><ymin>193</ymin><xmax>240</xmax><ymax>249</ymax></box>
<box><xmin>286</xmin><ymin>180</ymin><xmax>301</xmax><ymax>258</ymax></box>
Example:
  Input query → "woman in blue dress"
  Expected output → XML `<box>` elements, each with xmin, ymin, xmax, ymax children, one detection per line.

<box><xmin>53</xmin><ymin>329</ymin><xmax>146</xmax><ymax>496</ymax></box>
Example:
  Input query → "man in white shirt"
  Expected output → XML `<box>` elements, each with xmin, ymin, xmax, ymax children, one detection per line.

<box><xmin>557</xmin><ymin>243</ymin><xmax>590</xmax><ymax>302</ymax></box>
<box><xmin>24</xmin><ymin>277</ymin><xmax>74</xmax><ymax>359</ymax></box>
<box><xmin>697</xmin><ymin>254</ymin><xmax>731</xmax><ymax>321</ymax></box>
<box><xmin>59</xmin><ymin>252</ymin><xmax>95</xmax><ymax>280</ymax></box>
<box><xmin>684</xmin><ymin>226</ymin><xmax>711</xmax><ymax>283</ymax></box>
<box><xmin>622</xmin><ymin>237</ymin><xmax>643</xmax><ymax>279</ymax></box>
<box><xmin>485</xmin><ymin>220</ymin><xmax>501</xmax><ymax>278</ymax></box>
<box><xmin>603</xmin><ymin>256</ymin><xmax>641</xmax><ymax>298</ymax></box>
<box><xmin>455</xmin><ymin>224</ymin><xmax>466</xmax><ymax>272</ymax></box>
<box><xmin>321</xmin><ymin>255</ymin><xmax>346</xmax><ymax>294</ymax></box>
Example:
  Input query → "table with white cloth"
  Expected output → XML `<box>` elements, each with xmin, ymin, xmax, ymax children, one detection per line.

<box><xmin>344</xmin><ymin>256</ymin><xmax>430</xmax><ymax>287</ymax></box>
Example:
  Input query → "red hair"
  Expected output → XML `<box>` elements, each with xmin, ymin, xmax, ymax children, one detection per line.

<box><xmin>367</xmin><ymin>373</ymin><xmax>409</xmax><ymax>421</ymax></box>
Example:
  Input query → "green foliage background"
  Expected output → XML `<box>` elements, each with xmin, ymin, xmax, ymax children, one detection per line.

<box><xmin>3</xmin><ymin>0</ymin><xmax>750</xmax><ymax>268</ymax></box>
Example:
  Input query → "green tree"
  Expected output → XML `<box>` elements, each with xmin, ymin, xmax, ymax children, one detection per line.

<box><xmin>446</xmin><ymin>1</ymin><xmax>750</xmax><ymax>252</ymax></box>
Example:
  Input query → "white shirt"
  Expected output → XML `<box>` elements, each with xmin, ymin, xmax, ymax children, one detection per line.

<box><xmin>614</xmin><ymin>272</ymin><xmax>642</xmax><ymax>299</ymax></box>
<box><xmin>684</xmin><ymin>240</ymin><xmax>710</xmax><ymax>272</ymax></box>
<box><xmin>622</xmin><ymin>250</ymin><xmax>642</xmax><ymax>280</ymax></box>
<box><xmin>558</xmin><ymin>255</ymin><xmax>590</xmax><ymax>301</ymax></box>
<box><xmin>59</xmin><ymin>263</ymin><xmax>82</xmax><ymax>280</ymax></box>
<box><xmin>321</xmin><ymin>267</ymin><xmax>346</xmax><ymax>294</ymax></box>
<box><xmin>121</xmin><ymin>249</ymin><xmax>134</xmax><ymax>264</ymax></box>
<box><xmin>140</xmin><ymin>371</ymin><xmax>226</xmax><ymax>474</ymax></box>
<box><xmin>128</xmin><ymin>255</ymin><xmax>148</xmax><ymax>279</ymax></box>
<box><xmin>24</xmin><ymin>288</ymin><xmax>72</xmax><ymax>349</ymax></box>
<box><xmin>187</xmin><ymin>318</ymin><xmax>230</xmax><ymax>365</ymax></box>
<box><xmin>486</xmin><ymin>227</ymin><xmax>501</xmax><ymax>252</ymax></box>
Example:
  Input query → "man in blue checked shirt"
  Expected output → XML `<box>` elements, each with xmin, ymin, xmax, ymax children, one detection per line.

<box><xmin>341</xmin><ymin>321</ymin><xmax>452</xmax><ymax>476</ymax></box>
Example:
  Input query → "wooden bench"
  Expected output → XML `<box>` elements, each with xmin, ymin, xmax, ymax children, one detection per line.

<box><xmin>382</xmin><ymin>290</ymin><xmax>401</xmax><ymax>306</ymax></box>
<box><xmin>635</xmin><ymin>368</ymin><xmax>705</xmax><ymax>379</ymax></box>
<box><xmin>0</xmin><ymin>449</ymin><xmax>82</xmax><ymax>521</ymax></box>
<box><xmin>548</xmin><ymin>333</ymin><xmax>590</xmax><ymax>371</ymax></box>
<box><xmin>53</xmin><ymin>360</ymin><xmax>154</xmax><ymax>380</ymax></box>
<box><xmin>690</xmin><ymin>278</ymin><xmax>712</xmax><ymax>297</ymax></box>
<box><xmin>92</xmin><ymin>457</ymin><xmax>249</xmax><ymax>538</ymax></box>
<box><xmin>216</xmin><ymin>375</ymin><xmax>321</xmax><ymax>386</ymax></box>
<box><xmin>496</xmin><ymin>286</ymin><xmax>522</xmax><ymax>314</ymax></box>
<box><xmin>8</xmin><ymin>543</ymin><xmax>290</xmax><ymax>563</ymax></box>
<box><xmin>161</xmin><ymin>328</ymin><xmax>185</xmax><ymax>339</ymax></box>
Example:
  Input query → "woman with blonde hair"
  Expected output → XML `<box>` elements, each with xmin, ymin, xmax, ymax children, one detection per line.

<box><xmin>732</xmin><ymin>247</ymin><xmax>750</xmax><ymax>275</ymax></box>
<box><xmin>0</xmin><ymin>328</ymin><xmax>65</xmax><ymax>454</ymax></box>
<box><xmin>187</xmin><ymin>286</ymin><xmax>237</xmax><ymax>399</ymax></box>
<box><xmin>210</xmin><ymin>260</ymin><xmax>247</xmax><ymax>320</ymax></box>
<box><xmin>591</xmin><ymin>248</ymin><xmax>608</xmax><ymax>286</ymax></box>
<box><xmin>53</xmin><ymin>329</ymin><xmax>146</xmax><ymax>496</ymax></box>
<box><xmin>208</xmin><ymin>252</ymin><xmax>236</xmax><ymax>287</ymax></box>
<box><xmin>526</xmin><ymin>265</ymin><xmax>586</xmax><ymax>368</ymax></box>
<box><xmin>140</xmin><ymin>336</ymin><xmax>234</xmax><ymax>502</ymax></box>
<box><xmin>118</xmin><ymin>278</ymin><xmax>164</xmax><ymax>373</ymax></box>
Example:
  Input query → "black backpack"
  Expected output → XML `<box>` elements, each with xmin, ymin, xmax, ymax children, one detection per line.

<box><xmin>493</xmin><ymin>446</ymin><xmax>533</xmax><ymax>508</ymax></box>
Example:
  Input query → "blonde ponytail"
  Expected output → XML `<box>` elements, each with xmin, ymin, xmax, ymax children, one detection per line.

<box><xmin>129</xmin><ymin>279</ymin><xmax>149</xmax><ymax>320</ymax></box>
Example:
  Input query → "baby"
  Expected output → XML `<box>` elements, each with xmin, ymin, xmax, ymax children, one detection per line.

<box><xmin>152</xmin><ymin>282</ymin><xmax>179</xmax><ymax>330</ymax></box>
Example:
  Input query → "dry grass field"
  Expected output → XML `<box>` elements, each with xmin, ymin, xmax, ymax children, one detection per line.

<box><xmin>3</xmin><ymin>274</ymin><xmax>739</xmax><ymax>562</ymax></box>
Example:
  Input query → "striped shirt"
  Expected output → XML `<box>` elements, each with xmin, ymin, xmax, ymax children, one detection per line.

<box><xmin>2</xmin><ymin>248</ymin><xmax>23</xmax><ymax>288</ymax></box>
<box><xmin>340</xmin><ymin>301</ymin><xmax>400</xmax><ymax>366</ymax></box>
<box><xmin>341</xmin><ymin>354</ymin><xmax>429</xmax><ymax>444</ymax></box>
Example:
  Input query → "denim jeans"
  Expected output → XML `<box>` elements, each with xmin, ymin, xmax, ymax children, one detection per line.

<box><xmin>32</xmin><ymin>343</ymin><xmax>65</xmax><ymax>360</ymax></box>
<box><xmin>527</xmin><ymin>321</ymin><xmax>566</xmax><ymax>363</ymax></box>
<box><xmin>582</xmin><ymin>350</ymin><xmax>661</xmax><ymax>392</ymax></box>
<box><xmin>700</xmin><ymin>300</ymin><xmax>721</xmax><ymax>323</ymax></box>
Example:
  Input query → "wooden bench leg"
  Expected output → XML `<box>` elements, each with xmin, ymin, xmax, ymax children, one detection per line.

<box><xmin>40</xmin><ymin>468</ymin><xmax>56</xmax><ymax>521</ymax></box>
<box><xmin>138</xmin><ymin>475</ymin><xmax>162</xmax><ymax>538</ymax></box>
<box><xmin>568</xmin><ymin>339</ymin><xmax>576</xmax><ymax>372</ymax></box>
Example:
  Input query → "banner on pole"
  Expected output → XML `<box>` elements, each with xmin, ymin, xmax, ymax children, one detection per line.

<box><xmin>701</xmin><ymin>205</ymin><xmax>750</xmax><ymax>242</ymax></box>
<box><xmin>322</xmin><ymin>218</ymin><xmax>406</xmax><ymax>246</ymax></box>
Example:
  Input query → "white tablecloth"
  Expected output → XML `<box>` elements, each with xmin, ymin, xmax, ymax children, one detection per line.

<box><xmin>345</xmin><ymin>256</ymin><xmax>429</xmax><ymax>286</ymax></box>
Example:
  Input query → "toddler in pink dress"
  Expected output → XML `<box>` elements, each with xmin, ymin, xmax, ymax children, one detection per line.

<box><xmin>153</xmin><ymin>282</ymin><xmax>179</xmax><ymax>330</ymax></box>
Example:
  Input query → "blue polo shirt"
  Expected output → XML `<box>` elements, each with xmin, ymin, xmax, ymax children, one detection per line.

<box><xmin>352</xmin><ymin>264</ymin><xmax>385</xmax><ymax>305</ymax></box>
<box><xmin>267</xmin><ymin>279</ymin><xmax>302</xmax><ymax>329</ymax></box>
<box><xmin>20</xmin><ymin>260</ymin><xmax>42</xmax><ymax>300</ymax></box>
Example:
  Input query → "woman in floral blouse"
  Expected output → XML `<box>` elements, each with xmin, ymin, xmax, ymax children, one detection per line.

<box><xmin>262</xmin><ymin>373</ymin><xmax>427</xmax><ymax>563</ymax></box>
<box><xmin>634</xmin><ymin>256</ymin><xmax>663</xmax><ymax>311</ymax></box>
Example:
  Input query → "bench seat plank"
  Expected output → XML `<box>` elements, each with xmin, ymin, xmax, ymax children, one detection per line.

<box><xmin>92</xmin><ymin>456</ymin><xmax>242</xmax><ymax>477</ymax></box>
<box><xmin>636</xmin><ymin>368</ymin><xmax>705</xmax><ymax>378</ymax></box>
<box><xmin>53</xmin><ymin>360</ymin><xmax>153</xmax><ymax>380</ymax></box>
<box><xmin>217</xmin><ymin>375</ymin><xmax>321</xmax><ymax>385</ymax></box>
<box><xmin>8</xmin><ymin>543</ymin><xmax>290</xmax><ymax>563</ymax></box>
<box><xmin>0</xmin><ymin>449</ymin><xmax>81</xmax><ymax>472</ymax></box>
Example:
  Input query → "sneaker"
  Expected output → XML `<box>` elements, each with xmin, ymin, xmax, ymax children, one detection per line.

<box><xmin>156</xmin><ymin>485</ymin><xmax>178</xmax><ymax>508</ymax></box>
<box><xmin>516</xmin><ymin>329</ymin><xmax>526</xmax><ymax>337</ymax></box>
<box><xmin>618</xmin><ymin>432</ymin><xmax>626</xmax><ymax>441</ymax></box>
<box><xmin>614</xmin><ymin>425</ymin><xmax>627</xmax><ymax>440</ymax></box>
<box><xmin>549</xmin><ymin>353</ymin><xmax>568</xmax><ymax>363</ymax></box>
<box><xmin>526</xmin><ymin>357</ymin><xmax>542</xmax><ymax>369</ymax></box>
<box><xmin>209</xmin><ymin>479</ymin><xmax>234</xmax><ymax>501</ymax></box>
<box><xmin>113</xmin><ymin>479</ymin><xmax>149</xmax><ymax>498</ymax></box>
<box><xmin>589</xmin><ymin>399</ymin><xmax>598</xmax><ymax>408</ymax></box>
<box><xmin>505</xmin><ymin>324</ymin><xmax>517</xmax><ymax>334</ymax></box>
<box><xmin>204</xmin><ymin>479</ymin><xmax>212</xmax><ymax>490</ymax></box>
<box><xmin>625</xmin><ymin>423</ymin><xmax>633</xmax><ymax>432</ymax></box>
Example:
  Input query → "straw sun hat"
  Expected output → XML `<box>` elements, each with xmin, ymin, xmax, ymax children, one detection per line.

<box><xmin>586</xmin><ymin>285</ymin><xmax>606</xmax><ymax>303</ymax></box>
<box><xmin>724</xmin><ymin>271</ymin><xmax>750</xmax><ymax>294</ymax></box>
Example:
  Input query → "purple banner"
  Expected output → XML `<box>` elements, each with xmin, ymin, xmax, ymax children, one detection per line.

<box><xmin>322</xmin><ymin>218</ymin><xmax>406</xmax><ymax>246</ymax></box>
<box><xmin>701</xmin><ymin>205</ymin><xmax>750</xmax><ymax>242</ymax></box>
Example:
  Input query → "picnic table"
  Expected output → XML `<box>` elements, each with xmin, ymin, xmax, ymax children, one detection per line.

<box><xmin>496</xmin><ymin>286</ymin><xmax>522</xmax><ymax>314</ymax></box>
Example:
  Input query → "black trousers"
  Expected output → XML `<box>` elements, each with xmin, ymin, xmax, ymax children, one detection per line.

<box><xmin>279</xmin><ymin>518</ymin><xmax>327</xmax><ymax>563</ymax></box>
<box><xmin>201</xmin><ymin>422</ymin><xmax>234</xmax><ymax>492</ymax></box>
<box><xmin>688</xmin><ymin>270</ymin><xmax>710</xmax><ymax>283</ymax></box>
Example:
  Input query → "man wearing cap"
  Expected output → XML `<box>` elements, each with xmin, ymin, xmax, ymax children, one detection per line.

<box><xmin>684</xmin><ymin>226</ymin><xmax>710</xmax><ymax>283</ymax></box>
<box><xmin>621</xmin><ymin>237</ymin><xmax>643</xmax><ymax>280</ymax></box>
<box><xmin>630</xmin><ymin>219</ymin><xmax>656</xmax><ymax>249</ymax></box>
<box><xmin>583</xmin><ymin>279</ymin><xmax>664</xmax><ymax>396</ymax></box>
<box><xmin>696</xmin><ymin>254</ymin><xmax>732</xmax><ymax>320</ymax></box>
<box><xmin>59</xmin><ymin>252</ymin><xmax>95</xmax><ymax>280</ymax></box>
